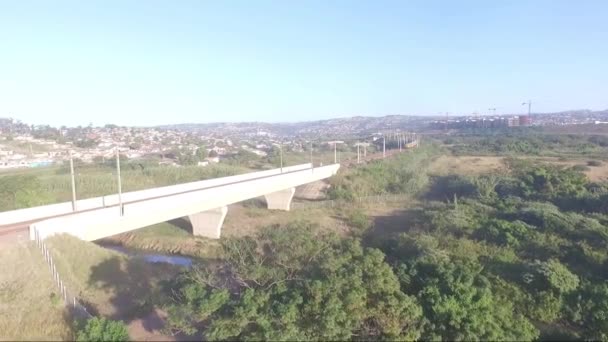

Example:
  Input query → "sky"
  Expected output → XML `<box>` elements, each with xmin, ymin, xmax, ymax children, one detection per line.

<box><xmin>0</xmin><ymin>0</ymin><xmax>607</xmax><ymax>127</ymax></box>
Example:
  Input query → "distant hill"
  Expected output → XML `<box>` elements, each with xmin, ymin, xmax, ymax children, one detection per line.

<box><xmin>157</xmin><ymin>109</ymin><xmax>608</xmax><ymax>137</ymax></box>
<box><xmin>158</xmin><ymin>115</ymin><xmax>433</xmax><ymax>138</ymax></box>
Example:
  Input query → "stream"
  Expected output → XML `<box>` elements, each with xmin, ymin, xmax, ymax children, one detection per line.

<box><xmin>102</xmin><ymin>244</ymin><xmax>193</xmax><ymax>267</ymax></box>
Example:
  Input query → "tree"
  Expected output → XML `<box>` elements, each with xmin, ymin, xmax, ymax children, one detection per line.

<box><xmin>400</xmin><ymin>257</ymin><xmax>539</xmax><ymax>341</ymax></box>
<box><xmin>163</xmin><ymin>223</ymin><xmax>423</xmax><ymax>340</ymax></box>
<box><xmin>0</xmin><ymin>175</ymin><xmax>52</xmax><ymax>210</ymax></box>
<box><xmin>266</xmin><ymin>145</ymin><xmax>282</xmax><ymax>167</ymax></box>
<box><xmin>475</xmin><ymin>219</ymin><xmax>531</xmax><ymax>247</ymax></box>
<box><xmin>568</xmin><ymin>283</ymin><xmax>608</xmax><ymax>340</ymax></box>
<box><xmin>75</xmin><ymin>317</ymin><xmax>129</xmax><ymax>342</ymax></box>
<box><xmin>195</xmin><ymin>145</ymin><xmax>207</xmax><ymax>160</ymax></box>
<box><xmin>528</xmin><ymin>259</ymin><xmax>580</xmax><ymax>294</ymax></box>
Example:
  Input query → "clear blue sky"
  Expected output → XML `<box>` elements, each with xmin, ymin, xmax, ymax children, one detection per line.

<box><xmin>1</xmin><ymin>0</ymin><xmax>607</xmax><ymax>126</ymax></box>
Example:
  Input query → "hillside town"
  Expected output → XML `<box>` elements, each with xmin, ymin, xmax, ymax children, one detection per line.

<box><xmin>1</xmin><ymin>109</ymin><xmax>607</xmax><ymax>170</ymax></box>
<box><xmin>0</xmin><ymin>120</ymin><xmax>273</xmax><ymax>170</ymax></box>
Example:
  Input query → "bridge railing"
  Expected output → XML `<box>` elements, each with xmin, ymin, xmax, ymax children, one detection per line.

<box><xmin>33</xmin><ymin>228</ymin><xmax>93</xmax><ymax>320</ymax></box>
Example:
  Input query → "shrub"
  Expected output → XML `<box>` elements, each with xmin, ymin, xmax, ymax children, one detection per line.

<box><xmin>75</xmin><ymin>317</ymin><xmax>129</xmax><ymax>342</ymax></box>
<box><xmin>345</xmin><ymin>209</ymin><xmax>371</xmax><ymax>235</ymax></box>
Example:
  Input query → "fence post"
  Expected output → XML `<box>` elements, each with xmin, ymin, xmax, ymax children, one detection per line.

<box><xmin>53</xmin><ymin>264</ymin><xmax>58</xmax><ymax>285</ymax></box>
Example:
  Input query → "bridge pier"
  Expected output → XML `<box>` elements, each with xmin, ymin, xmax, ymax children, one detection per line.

<box><xmin>264</xmin><ymin>187</ymin><xmax>296</xmax><ymax>211</ymax></box>
<box><xmin>189</xmin><ymin>206</ymin><xmax>228</xmax><ymax>239</ymax></box>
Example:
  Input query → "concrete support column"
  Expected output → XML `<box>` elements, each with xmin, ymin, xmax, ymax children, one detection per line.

<box><xmin>189</xmin><ymin>206</ymin><xmax>228</xmax><ymax>239</ymax></box>
<box><xmin>264</xmin><ymin>187</ymin><xmax>296</xmax><ymax>211</ymax></box>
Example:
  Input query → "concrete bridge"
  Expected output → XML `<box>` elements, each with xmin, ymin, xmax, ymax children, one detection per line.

<box><xmin>11</xmin><ymin>163</ymin><xmax>339</xmax><ymax>242</ymax></box>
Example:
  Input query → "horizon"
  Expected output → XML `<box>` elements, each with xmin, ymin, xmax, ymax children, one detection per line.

<box><xmin>4</xmin><ymin>107</ymin><xmax>607</xmax><ymax>129</ymax></box>
<box><xmin>1</xmin><ymin>0</ymin><xmax>607</xmax><ymax>127</ymax></box>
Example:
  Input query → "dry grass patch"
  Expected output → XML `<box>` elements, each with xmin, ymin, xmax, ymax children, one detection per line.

<box><xmin>429</xmin><ymin>155</ymin><xmax>506</xmax><ymax>176</ymax></box>
<box><xmin>0</xmin><ymin>242</ymin><xmax>72</xmax><ymax>340</ymax></box>
<box><xmin>429</xmin><ymin>154</ymin><xmax>608</xmax><ymax>182</ymax></box>
<box><xmin>45</xmin><ymin>235</ymin><xmax>180</xmax><ymax>320</ymax></box>
<box><xmin>222</xmin><ymin>203</ymin><xmax>350</xmax><ymax>237</ymax></box>
<box><xmin>519</xmin><ymin>156</ymin><xmax>608</xmax><ymax>182</ymax></box>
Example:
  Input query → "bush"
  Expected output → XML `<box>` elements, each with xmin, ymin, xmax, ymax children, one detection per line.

<box><xmin>572</xmin><ymin>164</ymin><xmax>590</xmax><ymax>172</ymax></box>
<box><xmin>345</xmin><ymin>209</ymin><xmax>371</xmax><ymax>235</ymax></box>
<box><xmin>76</xmin><ymin>317</ymin><xmax>129</xmax><ymax>342</ymax></box>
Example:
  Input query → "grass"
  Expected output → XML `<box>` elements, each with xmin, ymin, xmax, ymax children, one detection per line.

<box><xmin>45</xmin><ymin>235</ymin><xmax>182</xmax><ymax>321</ymax></box>
<box><xmin>0</xmin><ymin>242</ymin><xmax>73</xmax><ymax>340</ymax></box>
<box><xmin>98</xmin><ymin>201</ymin><xmax>357</xmax><ymax>259</ymax></box>
<box><xmin>42</xmin><ymin>163</ymin><xmax>249</xmax><ymax>202</ymax></box>
<box><xmin>100</xmin><ymin>221</ymin><xmax>222</xmax><ymax>259</ymax></box>
<box><xmin>428</xmin><ymin>155</ymin><xmax>506</xmax><ymax>176</ymax></box>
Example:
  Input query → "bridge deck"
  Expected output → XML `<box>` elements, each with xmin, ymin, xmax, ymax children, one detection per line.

<box><xmin>30</xmin><ymin>164</ymin><xmax>339</xmax><ymax>241</ymax></box>
<box><xmin>0</xmin><ymin>163</ymin><xmax>313</xmax><ymax>234</ymax></box>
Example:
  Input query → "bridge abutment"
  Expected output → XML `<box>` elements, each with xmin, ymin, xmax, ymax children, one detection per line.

<box><xmin>264</xmin><ymin>187</ymin><xmax>296</xmax><ymax>211</ymax></box>
<box><xmin>189</xmin><ymin>206</ymin><xmax>228</xmax><ymax>239</ymax></box>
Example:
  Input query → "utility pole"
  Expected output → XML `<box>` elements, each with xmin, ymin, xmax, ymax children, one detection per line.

<box><xmin>279</xmin><ymin>142</ymin><xmax>283</xmax><ymax>173</ymax></box>
<box><xmin>357</xmin><ymin>143</ymin><xmax>360</xmax><ymax>164</ymax></box>
<box><xmin>310</xmin><ymin>141</ymin><xmax>313</xmax><ymax>170</ymax></box>
<box><xmin>115</xmin><ymin>148</ymin><xmax>123</xmax><ymax>216</ymax></box>
<box><xmin>333</xmin><ymin>142</ymin><xmax>337</xmax><ymax>164</ymax></box>
<box><xmin>69</xmin><ymin>150</ymin><xmax>77</xmax><ymax>211</ymax></box>
<box><xmin>383</xmin><ymin>136</ymin><xmax>386</xmax><ymax>158</ymax></box>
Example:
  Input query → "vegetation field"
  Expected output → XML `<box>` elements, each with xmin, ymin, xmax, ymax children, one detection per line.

<box><xmin>150</xmin><ymin>139</ymin><xmax>608</xmax><ymax>340</ymax></box>
<box><xmin>429</xmin><ymin>154</ymin><xmax>608</xmax><ymax>182</ymax></box>
<box><xmin>4</xmin><ymin>130</ymin><xmax>608</xmax><ymax>341</ymax></box>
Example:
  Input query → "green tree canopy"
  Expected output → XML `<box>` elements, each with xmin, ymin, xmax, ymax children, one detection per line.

<box><xmin>75</xmin><ymin>317</ymin><xmax>129</xmax><ymax>342</ymax></box>
<box><xmin>163</xmin><ymin>223</ymin><xmax>423</xmax><ymax>340</ymax></box>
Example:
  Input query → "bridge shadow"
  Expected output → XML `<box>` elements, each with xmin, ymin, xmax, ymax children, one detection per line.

<box><xmin>87</xmin><ymin>254</ymin><xmax>206</xmax><ymax>340</ymax></box>
<box><xmin>241</xmin><ymin>197</ymin><xmax>267</xmax><ymax>208</ymax></box>
<box><xmin>362</xmin><ymin>207</ymin><xmax>428</xmax><ymax>251</ymax></box>
<box><xmin>88</xmin><ymin>256</ymin><xmax>156</xmax><ymax>321</ymax></box>
<box><xmin>168</xmin><ymin>217</ymin><xmax>193</xmax><ymax>234</ymax></box>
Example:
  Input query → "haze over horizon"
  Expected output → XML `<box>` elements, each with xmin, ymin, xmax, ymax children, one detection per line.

<box><xmin>1</xmin><ymin>0</ymin><xmax>607</xmax><ymax>127</ymax></box>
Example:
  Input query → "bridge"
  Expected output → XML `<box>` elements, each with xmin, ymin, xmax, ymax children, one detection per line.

<box><xmin>0</xmin><ymin>163</ymin><xmax>339</xmax><ymax>242</ymax></box>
